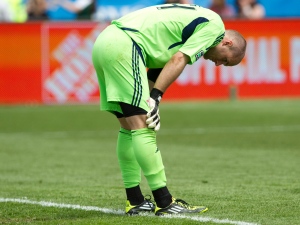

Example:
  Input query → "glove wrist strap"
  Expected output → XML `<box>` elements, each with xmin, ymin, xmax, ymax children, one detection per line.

<box><xmin>150</xmin><ymin>88</ymin><xmax>163</xmax><ymax>103</ymax></box>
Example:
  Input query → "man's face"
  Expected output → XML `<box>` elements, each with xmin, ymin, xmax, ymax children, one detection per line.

<box><xmin>203</xmin><ymin>41</ymin><xmax>241</xmax><ymax>66</ymax></box>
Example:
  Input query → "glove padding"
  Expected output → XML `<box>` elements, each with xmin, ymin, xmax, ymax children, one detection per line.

<box><xmin>146</xmin><ymin>98</ymin><xmax>161</xmax><ymax>131</ymax></box>
<box><xmin>146</xmin><ymin>88</ymin><xmax>163</xmax><ymax>132</ymax></box>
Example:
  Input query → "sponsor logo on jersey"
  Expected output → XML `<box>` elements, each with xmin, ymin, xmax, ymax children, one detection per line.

<box><xmin>195</xmin><ymin>50</ymin><xmax>204</xmax><ymax>61</ymax></box>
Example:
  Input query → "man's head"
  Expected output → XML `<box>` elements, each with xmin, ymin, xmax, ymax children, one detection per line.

<box><xmin>203</xmin><ymin>30</ymin><xmax>247</xmax><ymax>66</ymax></box>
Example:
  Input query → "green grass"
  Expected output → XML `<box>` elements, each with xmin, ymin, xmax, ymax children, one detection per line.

<box><xmin>0</xmin><ymin>100</ymin><xmax>300</xmax><ymax>225</ymax></box>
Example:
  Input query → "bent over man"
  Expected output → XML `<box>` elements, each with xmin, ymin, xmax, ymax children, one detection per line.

<box><xmin>92</xmin><ymin>3</ymin><xmax>246</xmax><ymax>216</ymax></box>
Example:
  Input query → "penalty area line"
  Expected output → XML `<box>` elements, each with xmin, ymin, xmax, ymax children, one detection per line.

<box><xmin>0</xmin><ymin>197</ymin><xmax>259</xmax><ymax>225</ymax></box>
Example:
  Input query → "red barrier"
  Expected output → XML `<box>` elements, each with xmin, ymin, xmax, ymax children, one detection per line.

<box><xmin>0</xmin><ymin>23</ymin><xmax>42</xmax><ymax>103</ymax></box>
<box><xmin>0</xmin><ymin>20</ymin><xmax>300</xmax><ymax>104</ymax></box>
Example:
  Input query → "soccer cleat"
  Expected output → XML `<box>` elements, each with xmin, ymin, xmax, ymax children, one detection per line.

<box><xmin>155</xmin><ymin>197</ymin><xmax>208</xmax><ymax>216</ymax></box>
<box><xmin>125</xmin><ymin>196</ymin><xmax>155</xmax><ymax>215</ymax></box>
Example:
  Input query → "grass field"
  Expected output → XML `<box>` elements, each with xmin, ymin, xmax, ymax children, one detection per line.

<box><xmin>0</xmin><ymin>100</ymin><xmax>300</xmax><ymax>225</ymax></box>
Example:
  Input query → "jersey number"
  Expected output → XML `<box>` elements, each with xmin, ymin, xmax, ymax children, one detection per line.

<box><xmin>157</xmin><ymin>4</ymin><xmax>197</xmax><ymax>10</ymax></box>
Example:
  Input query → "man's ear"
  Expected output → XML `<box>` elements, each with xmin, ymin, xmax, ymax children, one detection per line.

<box><xmin>222</xmin><ymin>39</ymin><xmax>233</xmax><ymax>47</ymax></box>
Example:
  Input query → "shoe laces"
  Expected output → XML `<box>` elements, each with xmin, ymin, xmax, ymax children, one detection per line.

<box><xmin>144</xmin><ymin>195</ymin><xmax>155</xmax><ymax>207</ymax></box>
<box><xmin>175</xmin><ymin>199</ymin><xmax>193</xmax><ymax>209</ymax></box>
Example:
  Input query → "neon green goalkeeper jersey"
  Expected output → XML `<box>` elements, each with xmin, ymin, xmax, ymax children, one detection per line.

<box><xmin>112</xmin><ymin>4</ymin><xmax>225</xmax><ymax>68</ymax></box>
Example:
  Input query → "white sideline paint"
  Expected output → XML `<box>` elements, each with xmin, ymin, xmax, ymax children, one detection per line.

<box><xmin>0</xmin><ymin>198</ymin><xmax>123</xmax><ymax>215</ymax></box>
<box><xmin>0</xmin><ymin>198</ymin><xmax>259</xmax><ymax>225</ymax></box>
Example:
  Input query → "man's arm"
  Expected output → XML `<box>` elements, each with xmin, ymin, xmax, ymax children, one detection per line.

<box><xmin>153</xmin><ymin>51</ymin><xmax>190</xmax><ymax>93</ymax></box>
<box><xmin>146</xmin><ymin>51</ymin><xmax>189</xmax><ymax>131</ymax></box>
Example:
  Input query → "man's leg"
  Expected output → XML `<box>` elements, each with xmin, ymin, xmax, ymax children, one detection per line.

<box><xmin>119</xmin><ymin>103</ymin><xmax>173</xmax><ymax>209</ymax></box>
<box><xmin>116</xmin><ymin>115</ymin><xmax>155</xmax><ymax>215</ymax></box>
<box><xmin>116</xmin><ymin>116</ymin><xmax>144</xmax><ymax>205</ymax></box>
<box><xmin>120</xmin><ymin>104</ymin><xmax>208</xmax><ymax>216</ymax></box>
<box><xmin>131</xmin><ymin>126</ymin><xmax>173</xmax><ymax>208</ymax></box>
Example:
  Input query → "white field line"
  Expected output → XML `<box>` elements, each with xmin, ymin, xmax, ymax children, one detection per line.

<box><xmin>0</xmin><ymin>124</ymin><xmax>300</xmax><ymax>138</ymax></box>
<box><xmin>0</xmin><ymin>198</ymin><xmax>259</xmax><ymax>225</ymax></box>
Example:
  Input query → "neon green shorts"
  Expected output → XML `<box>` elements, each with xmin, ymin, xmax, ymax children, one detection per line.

<box><xmin>92</xmin><ymin>24</ymin><xmax>150</xmax><ymax>114</ymax></box>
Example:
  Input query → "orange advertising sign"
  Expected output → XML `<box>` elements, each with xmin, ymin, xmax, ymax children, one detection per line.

<box><xmin>0</xmin><ymin>20</ymin><xmax>300</xmax><ymax>104</ymax></box>
<box><xmin>0</xmin><ymin>23</ymin><xmax>42</xmax><ymax>103</ymax></box>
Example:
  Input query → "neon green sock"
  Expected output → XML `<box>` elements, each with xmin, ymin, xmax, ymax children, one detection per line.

<box><xmin>117</xmin><ymin>127</ymin><xmax>141</xmax><ymax>188</ymax></box>
<box><xmin>131</xmin><ymin>128</ymin><xmax>166</xmax><ymax>191</ymax></box>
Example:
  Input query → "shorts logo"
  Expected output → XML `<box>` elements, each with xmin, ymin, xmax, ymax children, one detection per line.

<box><xmin>195</xmin><ymin>50</ymin><xmax>204</xmax><ymax>61</ymax></box>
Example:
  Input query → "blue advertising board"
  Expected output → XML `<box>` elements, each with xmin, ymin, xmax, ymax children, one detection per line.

<box><xmin>93</xmin><ymin>0</ymin><xmax>212</xmax><ymax>21</ymax></box>
<box><xmin>44</xmin><ymin>0</ymin><xmax>300</xmax><ymax>21</ymax></box>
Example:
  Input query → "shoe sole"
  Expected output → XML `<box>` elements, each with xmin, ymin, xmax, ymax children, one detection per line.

<box><xmin>155</xmin><ymin>207</ymin><xmax>208</xmax><ymax>216</ymax></box>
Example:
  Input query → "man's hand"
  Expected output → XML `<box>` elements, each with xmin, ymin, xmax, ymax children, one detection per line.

<box><xmin>146</xmin><ymin>97</ymin><xmax>160</xmax><ymax>131</ymax></box>
<box><xmin>146</xmin><ymin>88</ymin><xmax>163</xmax><ymax>132</ymax></box>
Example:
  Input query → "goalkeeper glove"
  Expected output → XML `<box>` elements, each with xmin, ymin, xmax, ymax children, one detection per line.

<box><xmin>146</xmin><ymin>88</ymin><xmax>163</xmax><ymax>132</ymax></box>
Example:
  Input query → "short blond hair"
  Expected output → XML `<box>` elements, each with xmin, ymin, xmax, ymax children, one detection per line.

<box><xmin>226</xmin><ymin>29</ymin><xmax>247</xmax><ymax>57</ymax></box>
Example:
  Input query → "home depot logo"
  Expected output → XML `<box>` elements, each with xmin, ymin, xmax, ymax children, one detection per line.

<box><xmin>42</xmin><ymin>24</ymin><xmax>106</xmax><ymax>103</ymax></box>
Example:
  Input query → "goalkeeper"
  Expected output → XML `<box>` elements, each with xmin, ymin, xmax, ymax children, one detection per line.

<box><xmin>92</xmin><ymin>3</ymin><xmax>246</xmax><ymax>216</ymax></box>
